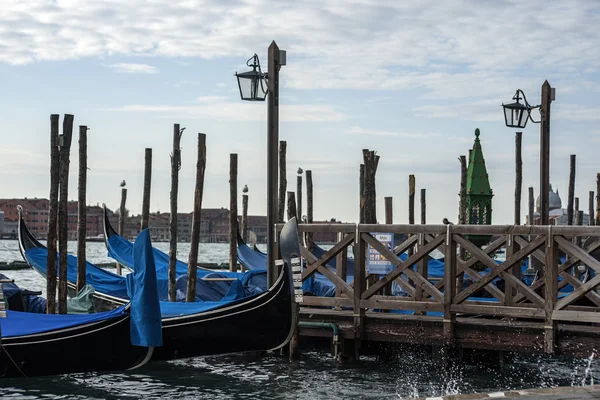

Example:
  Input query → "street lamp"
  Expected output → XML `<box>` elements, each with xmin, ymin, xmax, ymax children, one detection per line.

<box><xmin>502</xmin><ymin>89</ymin><xmax>539</xmax><ymax>129</ymax></box>
<box><xmin>502</xmin><ymin>82</ymin><xmax>555</xmax><ymax>225</ymax></box>
<box><xmin>235</xmin><ymin>41</ymin><xmax>286</xmax><ymax>287</ymax></box>
<box><xmin>235</xmin><ymin>54</ymin><xmax>268</xmax><ymax>101</ymax></box>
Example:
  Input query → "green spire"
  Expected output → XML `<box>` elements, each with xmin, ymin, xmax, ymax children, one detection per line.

<box><xmin>466</xmin><ymin>128</ymin><xmax>493</xmax><ymax>196</ymax></box>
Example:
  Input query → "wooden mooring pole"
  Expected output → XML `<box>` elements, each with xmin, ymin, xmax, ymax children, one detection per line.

<box><xmin>515</xmin><ymin>132</ymin><xmax>522</xmax><ymax>225</ymax></box>
<box><xmin>76</xmin><ymin>125</ymin><xmax>87</xmax><ymax>293</ymax></box>
<box><xmin>186</xmin><ymin>133</ymin><xmax>206</xmax><ymax>302</ymax></box>
<box><xmin>568</xmin><ymin>154</ymin><xmax>576</xmax><ymax>226</ymax></box>
<box><xmin>169</xmin><ymin>124</ymin><xmax>183</xmax><ymax>302</ymax></box>
<box><xmin>140</xmin><ymin>148</ymin><xmax>152</xmax><ymax>231</ymax></box>
<box><xmin>590</xmin><ymin>191</ymin><xmax>595</xmax><ymax>226</ymax></box>
<box><xmin>529</xmin><ymin>186</ymin><xmax>535</xmax><ymax>225</ymax></box>
<box><xmin>278</xmin><ymin>141</ymin><xmax>287</xmax><ymax>223</ymax></box>
<box><xmin>420</xmin><ymin>189</ymin><xmax>426</xmax><ymax>225</ymax></box>
<box><xmin>596</xmin><ymin>173</ymin><xmax>600</xmax><ymax>226</ymax></box>
<box><xmin>242</xmin><ymin>185</ymin><xmax>249</xmax><ymax>241</ymax></box>
<box><xmin>297</xmin><ymin>168</ymin><xmax>303</xmax><ymax>223</ymax></box>
<box><xmin>117</xmin><ymin>186</ymin><xmax>127</xmax><ymax>275</ymax></box>
<box><xmin>306</xmin><ymin>170</ymin><xmax>313</xmax><ymax>251</ymax></box>
<box><xmin>46</xmin><ymin>114</ymin><xmax>60</xmax><ymax>314</ymax></box>
<box><xmin>362</xmin><ymin>150</ymin><xmax>379</xmax><ymax>224</ymax></box>
<box><xmin>58</xmin><ymin>114</ymin><xmax>74</xmax><ymax>314</ymax></box>
<box><xmin>359</xmin><ymin>164</ymin><xmax>365</xmax><ymax>224</ymax></box>
<box><xmin>384</xmin><ymin>197</ymin><xmax>393</xmax><ymax>224</ymax></box>
<box><xmin>229</xmin><ymin>154</ymin><xmax>238</xmax><ymax>272</ymax></box>
<box><xmin>457</xmin><ymin>155</ymin><xmax>467</xmax><ymax>290</ymax></box>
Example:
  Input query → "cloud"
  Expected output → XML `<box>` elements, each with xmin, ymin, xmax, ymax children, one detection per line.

<box><xmin>346</xmin><ymin>126</ymin><xmax>440</xmax><ymax>138</ymax></box>
<box><xmin>108</xmin><ymin>97</ymin><xmax>348</xmax><ymax>122</ymax></box>
<box><xmin>1</xmin><ymin>0</ymin><xmax>598</xmax><ymax>98</ymax></box>
<box><xmin>108</xmin><ymin>63</ymin><xmax>158</xmax><ymax>74</ymax></box>
<box><xmin>412</xmin><ymin>99</ymin><xmax>502</xmax><ymax>121</ymax></box>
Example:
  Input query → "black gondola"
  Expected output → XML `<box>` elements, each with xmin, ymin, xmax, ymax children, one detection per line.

<box><xmin>18</xmin><ymin>209</ymin><xmax>296</xmax><ymax>361</ymax></box>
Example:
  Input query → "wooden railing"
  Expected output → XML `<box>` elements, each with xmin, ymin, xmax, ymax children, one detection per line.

<box><xmin>278</xmin><ymin>223</ymin><xmax>600</xmax><ymax>354</ymax></box>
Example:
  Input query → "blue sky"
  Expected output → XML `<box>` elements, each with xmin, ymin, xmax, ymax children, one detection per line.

<box><xmin>1</xmin><ymin>0</ymin><xmax>600</xmax><ymax>224</ymax></box>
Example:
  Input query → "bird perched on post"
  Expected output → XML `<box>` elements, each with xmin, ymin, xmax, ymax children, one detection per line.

<box><xmin>243</xmin><ymin>184</ymin><xmax>248</xmax><ymax>193</ymax></box>
<box><xmin>120</xmin><ymin>180</ymin><xmax>126</xmax><ymax>187</ymax></box>
<box><xmin>442</xmin><ymin>218</ymin><xmax>454</xmax><ymax>225</ymax></box>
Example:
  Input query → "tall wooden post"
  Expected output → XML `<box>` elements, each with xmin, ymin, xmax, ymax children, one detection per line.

<box><xmin>46</xmin><ymin>114</ymin><xmax>60</xmax><ymax>314</ymax></box>
<box><xmin>186</xmin><ymin>133</ymin><xmax>207</xmax><ymax>302</ymax></box>
<box><xmin>297</xmin><ymin>168</ymin><xmax>303</xmax><ymax>222</ymax></box>
<box><xmin>242</xmin><ymin>185</ymin><xmax>249</xmax><ymax>241</ymax></box>
<box><xmin>409</xmin><ymin>175</ymin><xmax>415</xmax><ymax>225</ymax></box>
<box><xmin>168</xmin><ymin>124</ymin><xmax>183</xmax><ymax>302</ymax></box>
<box><xmin>76</xmin><ymin>125</ymin><xmax>87</xmax><ymax>293</ymax></box>
<box><xmin>229</xmin><ymin>154</ymin><xmax>238</xmax><ymax>272</ymax></box>
<box><xmin>362</xmin><ymin>150</ymin><xmax>379</xmax><ymax>224</ymax></box>
<box><xmin>458</xmin><ymin>155</ymin><xmax>467</xmax><ymax>290</ymax></box>
<box><xmin>287</xmin><ymin>191</ymin><xmax>297</xmax><ymax>221</ymax></box>
<box><xmin>596</xmin><ymin>174</ymin><xmax>600</xmax><ymax>226</ymax></box>
<box><xmin>529</xmin><ymin>187</ymin><xmax>535</xmax><ymax>225</ymax></box>
<box><xmin>539</xmin><ymin>80</ymin><xmax>553</xmax><ymax>226</ymax></box>
<box><xmin>567</xmin><ymin>154</ymin><xmax>576</xmax><ymax>226</ymax></box>
<box><xmin>384</xmin><ymin>197</ymin><xmax>393</xmax><ymax>224</ymax></box>
<box><xmin>421</xmin><ymin>189</ymin><xmax>426</xmax><ymax>225</ymax></box>
<box><xmin>140</xmin><ymin>148</ymin><xmax>152</xmax><ymax>231</ymax></box>
<box><xmin>589</xmin><ymin>191</ymin><xmax>595</xmax><ymax>226</ymax></box>
<box><xmin>267</xmin><ymin>41</ymin><xmax>282</xmax><ymax>289</ymax></box>
<box><xmin>515</xmin><ymin>132</ymin><xmax>522</xmax><ymax>225</ymax></box>
<box><xmin>117</xmin><ymin>187</ymin><xmax>127</xmax><ymax>275</ymax></box>
<box><xmin>359</xmin><ymin>164</ymin><xmax>365</xmax><ymax>223</ymax></box>
<box><xmin>278</xmin><ymin>141</ymin><xmax>287</xmax><ymax>223</ymax></box>
<box><xmin>306</xmin><ymin>170</ymin><xmax>314</xmax><ymax>251</ymax></box>
<box><xmin>58</xmin><ymin>114</ymin><xmax>74</xmax><ymax>314</ymax></box>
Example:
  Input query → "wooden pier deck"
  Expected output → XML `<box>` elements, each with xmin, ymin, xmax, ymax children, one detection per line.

<box><xmin>283</xmin><ymin>223</ymin><xmax>600</xmax><ymax>358</ymax></box>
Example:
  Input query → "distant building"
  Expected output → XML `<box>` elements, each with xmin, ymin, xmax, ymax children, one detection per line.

<box><xmin>525</xmin><ymin>184</ymin><xmax>591</xmax><ymax>225</ymax></box>
<box><xmin>0</xmin><ymin>211</ymin><xmax>4</xmax><ymax>236</ymax></box>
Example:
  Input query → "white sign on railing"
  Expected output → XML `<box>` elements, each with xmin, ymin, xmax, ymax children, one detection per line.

<box><xmin>366</xmin><ymin>232</ymin><xmax>394</xmax><ymax>275</ymax></box>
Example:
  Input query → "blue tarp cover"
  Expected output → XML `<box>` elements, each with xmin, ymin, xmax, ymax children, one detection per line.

<box><xmin>126</xmin><ymin>229</ymin><xmax>162</xmax><ymax>347</ymax></box>
<box><xmin>0</xmin><ymin>307</ymin><xmax>127</xmax><ymax>338</ymax></box>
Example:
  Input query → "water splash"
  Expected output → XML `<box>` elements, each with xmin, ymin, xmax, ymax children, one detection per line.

<box><xmin>582</xmin><ymin>351</ymin><xmax>595</xmax><ymax>386</ymax></box>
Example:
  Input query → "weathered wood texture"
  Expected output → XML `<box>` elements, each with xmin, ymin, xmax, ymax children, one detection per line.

<box><xmin>529</xmin><ymin>187</ymin><xmax>534</xmax><ymax>225</ymax></box>
<box><xmin>77</xmin><ymin>125</ymin><xmax>87</xmax><ymax>292</ymax></box>
<box><xmin>229</xmin><ymin>153</ymin><xmax>238</xmax><ymax>272</ymax></box>
<box><xmin>297</xmin><ymin>172</ymin><xmax>302</xmax><ymax>223</ymax></box>
<box><xmin>515</xmin><ymin>132</ymin><xmax>522</xmax><ymax>225</ymax></box>
<box><xmin>278</xmin><ymin>141</ymin><xmax>287</xmax><ymax>223</ymax></box>
<box><xmin>597</xmin><ymin>173</ymin><xmax>600</xmax><ymax>225</ymax></box>
<box><xmin>289</xmin><ymin>221</ymin><xmax>600</xmax><ymax>356</ymax></box>
<box><xmin>186</xmin><ymin>134</ymin><xmax>206</xmax><ymax>302</ymax></box>
<box><xmin>384</xmin><ymin>197</ymin><xmax>392</xmax><ymax>224</ymax></box>
<box><xmin>568</xmin><ymin>154</ymin><xmax>576</xmax><ymax>225</ymax></box>
<box><xmin>590</xmin><ymin>191</ymin><xmax>595</xmax><ymax>226</ymax></box>
<box><xmin>140</xmin><ymin>148</ymin><xmax>152</xmax><ymax>231</ymax></box>
<box><xmin>306</xmin><ymin>170</ymin><xmax>314</xmax><ymax>251</ymax></box>
<box><xmin>169</xmin><ymin>124</ymin><xmax>183</xmax><ymax>302</ymax></box>
<box><xmin>359</xmin><ymin>164</ymin><xmax>365</xmax><ymax>224</ymax></box>
<box><xmin>46</xmin><ymin>114</ymin><xmax>60</xmax><ymax>314</ymax></box>
<box><xmin>421</xmin><ymin>189</ymin><xmax>426</xmax><ymax>225</ymax></box>
<box><xmin>117</xmin><ymin>187</ymin><xmax>127</xmax><ymax>275</ymax></box>
<box><xmin>287</xmin><ymin>191</ymin><xmax>297</xmax><ymax>221</ymax></box>
<box><xmin>58</xmin><ymin>114</ymin><xmax>74</xmax><ymax>314</ymax></box>
<box><xmin>408</xmin><ymin>175</ymin><xmax>415</xmax><ymax>225</ymax></box>
<box><xmin>362</xmin><ymin>150</ymin><xmax>379</xmax><ymax>224</ymax></box>
<box><xmin>242</xmin><ymin>192</ymin><xmax>248</xmax><ymax>241</ymax></box>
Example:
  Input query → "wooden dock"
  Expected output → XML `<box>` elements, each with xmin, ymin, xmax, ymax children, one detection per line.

<box><xmin>283</xmin><ymin>223</ymin><xmax>600</xmax><ymax>359</ymax></box>
<box><xmin>414</xmin><ymin>384</ymin><xmax>600</xmax><ymax>399</ymax></box>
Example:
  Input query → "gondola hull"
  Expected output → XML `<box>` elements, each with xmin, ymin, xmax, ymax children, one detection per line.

<box><xmin>0</xmin><ymin>314</ymin><xmax>152</xmax><ymax>378</ymax></box>
<box><xmin>17</xmin><ymin>208</ymin><xmax>296</xmax><ymax>362</ymax></box>
<box><xmin>157</xmin><ymin>269</ymin><xmax>292</xmax><ymax>360</ymax></box>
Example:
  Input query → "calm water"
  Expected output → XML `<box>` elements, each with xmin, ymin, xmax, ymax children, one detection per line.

<box><xmin>0</xmin><ymin>239</ymin><xmax>599</xmax><ymax>399</ymax></box>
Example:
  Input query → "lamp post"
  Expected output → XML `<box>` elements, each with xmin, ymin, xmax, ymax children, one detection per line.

<box><xmin>236</xmin><ymin>41</ymin><xmax>286</xmax><ymax>287</ymax></box>
<box><xmin>502</xmin><ymin>81</ymin><xmax>555</xmax><ymax>225</ymax></box>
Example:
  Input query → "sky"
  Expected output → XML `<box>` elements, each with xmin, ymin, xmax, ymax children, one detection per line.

<box><xmin>1</xmin><ymin>0</ymin><xmax>600</xmax><ymax>225</ymax></box>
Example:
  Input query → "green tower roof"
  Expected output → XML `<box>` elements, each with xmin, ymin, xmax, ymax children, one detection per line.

<box><xmin>466</xmin><ymin>128</ymin><xmax>493</xmax><ymax>197</ymax></box>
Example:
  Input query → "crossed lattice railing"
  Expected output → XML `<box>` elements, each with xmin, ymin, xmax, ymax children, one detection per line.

<box><xmin>278</xmin><ymin>223</ymin><xmax>600</xmax><ymax>353</ymax></box>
